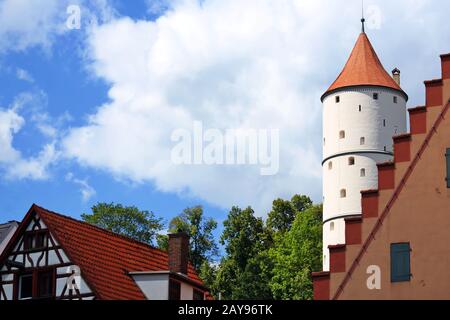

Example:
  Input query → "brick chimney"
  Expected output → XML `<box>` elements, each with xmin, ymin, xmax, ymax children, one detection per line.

<box><xmin>392</xmin><ymin>68</ymin><xmax>401</xmax><ymax>86</ymax></box>
<box><xmin>168</xmin><ymin>231</ymin><xmax>189</xmax><ymax>275</ymax></box>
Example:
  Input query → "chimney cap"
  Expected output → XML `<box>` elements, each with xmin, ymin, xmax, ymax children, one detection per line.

<box><xmin>392</xmin><ymin>68</ymin><xmax>401</xmax><ymax>75</ymax></box>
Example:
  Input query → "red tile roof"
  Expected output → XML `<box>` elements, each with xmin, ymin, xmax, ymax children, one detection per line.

<box><xmin>31</xmin><ymin>205</ymin><xmax>205</xmax><ymax>300</ymax></box>
<box><xmin>322</xmin><ymin>32</ymin><xmax>407</xmax><ymax>100</ymax></box>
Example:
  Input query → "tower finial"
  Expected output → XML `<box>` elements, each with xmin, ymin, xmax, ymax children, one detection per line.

<box><xmin>361</xmin><ymin>0</ymin><xmax>366</xmax><ymax>33</ymax></box>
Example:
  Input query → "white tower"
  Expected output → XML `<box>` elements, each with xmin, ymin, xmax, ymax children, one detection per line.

<box><xmin>321</xmin><ymin>22</ymin><xmax>408</xmax><ymax>270</ymax></box>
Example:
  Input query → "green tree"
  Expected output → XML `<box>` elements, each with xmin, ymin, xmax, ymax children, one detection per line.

<box><xmin>291</xmin><ymin>195</ymin><xmax>313</xmax><ymax>213</ymax></box>
<box><xmin>198</xmin><ymin>261</ymin><xmax>219</xmax><ymax>298</ymax></box>
<box><xmin>81</xmin><ymin>203</ymin><xmax>163</xmax><ymax>246</ymax></box>
<box><xmin>165</xmin><ymin>206</ymin><xmax>219</xmax><ymax>270</ymax></box>
<box><xmin>267</xmin><ymin>195</ymin><xmax>312</xmax><ymax>233</ymax></box>
<box><xmin>216</xmin><ymin>206</ymin><xmax>273</xmax><ymax>300</ymax></box>
<box><xmin>269</xmin><ymin>204</ymin><xmax>323</xmax><ymax>300</ymax></box>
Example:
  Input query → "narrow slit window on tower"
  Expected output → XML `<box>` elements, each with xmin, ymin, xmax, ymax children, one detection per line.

<box><xmin>361</xmin><ymin>168</ymin><xmax>366</xmax><ymax>177</ymax></box>
<box><xmin>339</xmin><ymin>130</ymin><xmax>345</xmax><ymax>139</ymax></box>
<box><xmin>359</xmin><ymin>105</ymin><xmax>362</xmax><ymax>112</ymax></box>
<box><xmin>340</xmin><ymin>189</ymin><xmax>347</xmax><ymax>198</ymax></box>
<box><xmin>393</xmin><ymin>96</ymin><xmax>398</xmax><ymax>104</ymax></box>
<box><xmin>348</xmin><ymin>157</ymin><xmax>355</xmax><ymax>166</ymax></box>
<box><xmin>336</xmin><ymin>96</ymin><xmax>340</xmax><ymax>103</ymax></box>
<box><xmin>373</xmin><ymin>93</ymin><xmax>379</xmax><ymax>100</ymax></box>
<box><xmin>330</xmin><ymin>222</ymin><xmax>335</xmax><ymax>231</ymax></box>
<box><xmin>328</xmin><ymin>161</ymin><xmax>333</xmax><ymax>170</ymax></box>
<box><xmin>383</xmin><ymin>119</ymin><xmax>386</xmax><ymax>127</ymax></box>
<box><xmin>384</xmin><ymin>146</ymin><xmax>387</xmax><ymax>152</ymax></box>
<box><xmin>360</xmin><ymin>137</ymin><xmax>365</xmax><ymax>145</ymax></box>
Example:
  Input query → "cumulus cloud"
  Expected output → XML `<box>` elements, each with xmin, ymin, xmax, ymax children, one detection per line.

<box><xmin>65</xmin><ymin>172</ymin><xmax>96</xmax><ymax>202</ymax></box>
<box><xmin>0</xmin><ymin>0</ymin><xmax>114</xmax><ymax>53</ymax></box>
<box><xmin>0</xmin><ymin>93</ymin><xmax>60</xmax><ymax>180</ymax></box>
<box><xmin>63</xmin><ymin>0</ymin><xmax>450</xmax><ymax>214</ymax></box>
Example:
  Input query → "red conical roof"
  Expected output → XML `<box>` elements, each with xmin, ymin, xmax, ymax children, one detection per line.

<box><xmin>322</xmin><ymin>32</ymin><xmax>407</xmax><ymax>101</ymax></box>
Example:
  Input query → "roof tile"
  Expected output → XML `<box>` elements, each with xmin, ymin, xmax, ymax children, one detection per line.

<box><xmin>323</xmin><ymin>33</ymin><xmax>406</xmax><ymax>100</ymax></box>
<box><xmin>32</xmin><ymin>205</ymin><xmax>204</xmax><ymax>300</ymax></box>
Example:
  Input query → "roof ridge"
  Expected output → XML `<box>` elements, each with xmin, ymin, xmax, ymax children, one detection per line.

<box><xmin>33</xmin><ymin>204</ymin><xmax>168</xmax><ymax>255</ymax></box>
<box><xmin>333</xmin><ymin>100</ymin><xmax>450</xmax><ymax>299</ymax></box>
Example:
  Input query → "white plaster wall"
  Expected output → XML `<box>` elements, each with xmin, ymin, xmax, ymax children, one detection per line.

<box><xmin>180</xmin><ymin>282</ymin><xmax>194</xmax><ymax>300</ymax></box>
<box><xmin>3</xmin><ymin>283</ymin><xmax>13</xmax><ymax>300</ymax></box>
<box><xmin>0</xmin><ymin>225</ymin><xmax>17</xmax><ymax>255</ymax></box>
<box><xmin>132</xmin><ymin>274</ymin><xmax>169</xmax><ymax>300</ymax></box>
<box><xmin>323</xmin><ymin>153</ymin><xmax>391</xmax><ymax>222</ymax></box>
<box><xmin>323</xmin><ymin>87</ymin><xmax>407</xmax><ymax>158</ymax></box>
<box><xmin>322</xmin><ymin>86</ymin><xmax>407</xmax><ymax>270</ymax></box>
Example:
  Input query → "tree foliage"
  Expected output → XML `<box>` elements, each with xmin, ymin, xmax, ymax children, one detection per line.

<box><xmin>210</xmin><ymin>195</ymin><xmax>322</xmax><ymax>300</ymax></box>
<box><xmin>164</xmin><ymin>206</ymin><xmax>219</xmax><ymax>270</ymax></box>
<box><xmin>81</xmin><ymin>203</ymin><xmax>164</xmax><ymax>246</ymax></box>
<box><xmin>269</xmin><ymin>204</ymin><xmax>322</xmax><ymax>300</ymax></box>
<box><xmin>215</xmin><ymin>206</ymin><xmax>273</xmax><ymax>299</ymax></box>
<box><xmin>267</xmin><ymin>195</ymin><xmax>312</xmax><ymax>233</ymax></box>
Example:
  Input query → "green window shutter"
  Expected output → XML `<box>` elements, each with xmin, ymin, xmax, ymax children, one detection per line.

<box><xmin>446</xmin><ymin>149</ymin><xmax>450</xmax><ymax>188</ymax></box>
<box><xmin>391</xmin><ymin>243</ymin><xmax>411</xmax><ymax>283</ymax></box>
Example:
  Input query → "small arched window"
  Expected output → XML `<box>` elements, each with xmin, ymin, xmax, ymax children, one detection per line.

<box><xmin>373</xmin><ymin>93</ymin><xmax>379</xmax><ymax>100</ymax></box>
<box><xmin>360</xmin><ymin>168</ymin><xmax>366</xmax><ymax>177</ymax></box>
<box><xmin>330</xmin><ymin>222</ymin><xmax>335</xmax><ymax>231</ymax></box>
<box><xmin>348</xmin><ymin>157</ymin><xmax>355</xmax><ymax>166</ymax></box>
<box><xmin>328</xmin><ymin>161</ymin><xmax>333</xmax><ymax>170</ymax></box>
<box><xmin>393</xmin><ymin>96</ymin><xmax>398</xmax><ymax>104</ymax></box>
<box><xmin>360</xmin><ymin>137</ymin><xmax>365</xmax><ymax>145</ymax></box>
<box><xmin>340</xmin><ymin>189</ymin><xmax>347</xmax><ymax>198</ymax></box>
<box><xmin>336</xmin><ymin>96</ymin><xmax>340</xmax><ymax>103</ymax></box>
<box><xmin>359</xmin><ymin>105</ymin><xmax>362</xmax><ymax>112</ymax></box>
<box><xmin>339</xmin><ymin>130</ymin><xmax>345</xmax><ymax>139</ymax></box>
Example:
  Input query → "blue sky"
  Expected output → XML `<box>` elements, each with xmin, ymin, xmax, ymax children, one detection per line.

<box><xmin>0</xmin><ymin>0</ymin><xmax>450</xmax><ymax>234</ymax></box>
<box><xmin>0</xmin><ymin>0</ymin><xmax>225</xmax><ymax>226</ymax></box>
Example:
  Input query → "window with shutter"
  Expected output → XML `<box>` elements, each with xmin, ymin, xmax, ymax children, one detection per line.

<box><xmin>446</xmin><ymin>149</ymin><xmax>450</xmax><ymax>188</ymax></box>
<box><xmin>391</xmin><ymin>243</ymin><xmax>411</xmax><ymax>283</ymax></box>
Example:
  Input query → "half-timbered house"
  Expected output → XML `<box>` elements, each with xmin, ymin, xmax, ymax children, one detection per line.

<box><xmin>0</xmin><ymin>204</ymin><xmax>209</xmax><ymax>300</ymax></box>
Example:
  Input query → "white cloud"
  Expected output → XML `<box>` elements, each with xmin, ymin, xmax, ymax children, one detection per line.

<box><xmin>0</xmin><ymin>0</ymin><xmax>114</xmax><ymax>53</ymax></box>
<box><xmin>16</xmin><ymin>68</ymin><xmax>34</xmax><ymax>83</ymax></box>
<box><xmin>6</xmin><ymin>143</ymin><xmax>58</xmax><ymax>180</ymax></box>
<box><xmin>0</xmin><ymin>0</ymin><xmax>67</xmax><ymax>53</ymax></box>
<box><xmin>65</xmin><ymin>172</ymin><xmax>96</xmax><ymax>202</ymax></box>
<box><xmin>63</xmin><ymin>0</ymin><xmax>450</xmax><ymax>214</ymax></box>
<box><xmin>0</xmin><ymin>93</ymin><xmax>60</xmax><ymax>180</ymax></box>
<box><xmin>146</xmin><ymin>0</ymin><xmax>173</xmax><ymax>15</ymax></box>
